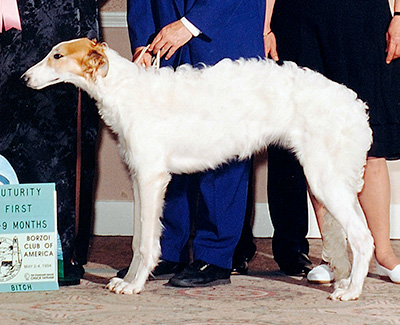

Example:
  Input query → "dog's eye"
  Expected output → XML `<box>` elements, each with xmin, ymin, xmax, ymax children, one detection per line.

<box><xmin>53</xmin><ymin>53</ymin><xmax>63</xmax><ymax>60</ymax></box>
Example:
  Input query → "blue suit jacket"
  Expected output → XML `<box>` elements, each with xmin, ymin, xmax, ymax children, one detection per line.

<box><xmin>127</xmin><ymin>0</ymin><xmax>265</xmax><ymax>66</ymax></box>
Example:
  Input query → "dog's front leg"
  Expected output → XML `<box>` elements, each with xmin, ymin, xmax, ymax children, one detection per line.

<box><xmin>124</xmin><ymin>176</ymin><xmax>142</xmax><ymax>282</ymax></box>
<box><xmin>106</xmin><ymin>176</ymin><xmax>141</xmax><ymax>291</ymax></box>
<box><xmin>107</xmin><ymin>170</ymin><xmax>171</xmax><ymax>294</ymax></box>
<box><xmin>106</xmin><ymin>176</ymin><xmax>142</xmax><ymax>293</ymax></box>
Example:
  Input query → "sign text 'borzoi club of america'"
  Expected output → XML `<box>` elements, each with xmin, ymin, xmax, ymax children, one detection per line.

<box><xmin>0</xmin><ymin>183</ymin><xmax>58</xmax><ymax>292</ymax></box>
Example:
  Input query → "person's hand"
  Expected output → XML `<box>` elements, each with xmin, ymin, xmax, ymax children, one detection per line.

<box><xmin>263</xmin><ymin>31</ymin><xmax>279</xmax><ymax>61</ymax></box>
<box><xmin>386</xmin><ymin>16</ymin><xmax>400</xmax><ymax>64</ymax></box>
<box><xmin>149</xmin><ymin>20</ymin><xmax>193</xmax><ymax>60</ymax></box>
<box><xmin>133</xmin><ymin>46</ymin><xmax>153</xmax><ymax>67</ymax></box>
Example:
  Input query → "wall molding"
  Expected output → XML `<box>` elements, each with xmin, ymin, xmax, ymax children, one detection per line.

<box><xmin>94</xmin><ymin>201</ymin><xmax>400</xmax><ymax>239</ymax></box>
<box><xmin>100</xmin><ymin>11</ymin><xmax>127</xmax><ymax>28</ymax></box>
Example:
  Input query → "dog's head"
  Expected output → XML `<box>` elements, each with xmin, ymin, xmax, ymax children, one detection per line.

<box><xmin>23</xmin><ymin>38</ymin><xmax>109</xmax><ymax>90</ymax></box>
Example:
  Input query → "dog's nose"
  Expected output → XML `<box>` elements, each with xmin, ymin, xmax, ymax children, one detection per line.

<box><xmin>21</xmin><ymin>73</ymin><xmax>29</xmax><ymax>84</ymax></box>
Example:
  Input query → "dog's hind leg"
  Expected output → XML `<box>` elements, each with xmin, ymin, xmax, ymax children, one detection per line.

<box><xmin>309</xmin><ymin>192</ymin><xmax>351</xmax><ymax>280</ymax></box>
<box><xmin>320</xmin><ymin>211</ymin><xmax>351</xmax><ymax>281</ymax></box>
<box><xmin>317</xmin><ymin>192</ymin><xmax>373</xmax><ymax>301</ymax></box>
<box><xmin>107</xmin><ymin>170</ymin><xmax>171</xmax><ymax>294</ymax></box>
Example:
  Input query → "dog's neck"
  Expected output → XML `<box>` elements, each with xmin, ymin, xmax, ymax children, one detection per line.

<box><xmin>82</xmin><ymin>48</ymin><xmax>138</xmax><ymax>98</ymax></box>
<box><xmin>84</xmin><ymin>48</ymin><xmax>154</xmax><ymax>133</ymax></box>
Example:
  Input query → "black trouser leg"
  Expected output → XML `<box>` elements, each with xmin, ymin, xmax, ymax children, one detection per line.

<box><xmin>267</xmin><ymin>146</ymin><xmax>309</xmax><ymax>270</ymax></box>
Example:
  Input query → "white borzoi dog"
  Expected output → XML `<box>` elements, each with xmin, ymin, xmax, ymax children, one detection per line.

<box><xmin>23</xmin><ymin>38</ymin><xmax>373</xmax><ymax>301</ymax></box>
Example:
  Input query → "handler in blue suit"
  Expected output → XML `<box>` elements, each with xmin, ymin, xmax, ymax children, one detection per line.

<box><xmin>125</xmin><ymin>0</ymin><xmax>265</xmax><ymax>287</ymax></box>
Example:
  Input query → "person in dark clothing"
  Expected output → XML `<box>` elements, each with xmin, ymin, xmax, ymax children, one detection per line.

<box><xmin>264</xmin><ymin>0</ymin><xmax>400</xmax><ymax>281</ymax></box>
<box><xmin>0</xmin><ymin>0</ymin><xmax>100</xmax><ymax>284</ymax></box>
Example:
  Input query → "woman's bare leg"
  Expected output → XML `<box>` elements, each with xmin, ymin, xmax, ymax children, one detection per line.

<box><xmin>359</xmin><ymin>157</ymin><xmax>400</xmax><ymax>270</ymax></box>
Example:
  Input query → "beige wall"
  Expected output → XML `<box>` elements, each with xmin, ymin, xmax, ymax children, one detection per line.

<box><xmin>95</xmin><ymin>92</ymin><xmax>133</xmax><ymax>202</ymax></box>
<box><xmin>95</xmin><ymin>1</ymin><xmax>400</xmax><ymax>236</ymax></box>
<box><xmin>99</xmin><ymin>0</ymin><xmax>125</xmax><ymax>11</ymax></box>
<box><xmin>96</xmin><ymin>2</ymin><xmax>132</xmax><ymax>202</ymax></box>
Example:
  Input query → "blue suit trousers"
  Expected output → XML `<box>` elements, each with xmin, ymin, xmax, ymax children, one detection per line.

<box><xmin>160</xmin><ymin>160</ymin><xmax>251</xmax><ymax>269</ymax></box>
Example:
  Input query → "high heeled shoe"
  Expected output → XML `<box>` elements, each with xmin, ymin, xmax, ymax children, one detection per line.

<box><xmin>376</xmin><ymin>262</ymin><xmax>400</xmax><ymax>283</ymax></box>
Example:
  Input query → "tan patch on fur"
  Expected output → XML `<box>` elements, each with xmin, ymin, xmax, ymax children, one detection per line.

<box><xmin>48</xmin><ymin>38</ymin><xmax>109</xmax><ymax>80</ymax></box>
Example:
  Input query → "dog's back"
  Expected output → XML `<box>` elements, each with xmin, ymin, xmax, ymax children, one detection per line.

<box><xmin>96</xmin><ymin>52</ymin><xmax>371</xmax><ymax>189</ymax></box>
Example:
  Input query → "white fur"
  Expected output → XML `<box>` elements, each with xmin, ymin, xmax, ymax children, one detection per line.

<box><xmin>23</xmin><ymin>39</ymin><xmax>374</xmax><ymax>301</ymax></box>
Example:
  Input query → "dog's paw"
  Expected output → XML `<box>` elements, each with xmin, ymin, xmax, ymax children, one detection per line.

<box><xmin>334</xmin><ymin>278</ymin><xmax>350</xmax><ymax>290</ymax></box>
<box><xmin>105</xmin><ymin>277</ymin><xmax>124</xmax><ymax>291</ymax></box>
<box><xmin>329</xmin><ymin>287</ymin><xmax>360</xmax><ymax>301</ymax></box>
<box><xmin>106</xmin><ymin>277</ymin><xmax>144</xmax><ymax>294</ymax></box>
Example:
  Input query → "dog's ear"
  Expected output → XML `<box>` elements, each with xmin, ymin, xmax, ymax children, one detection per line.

<box><xmin>83</xmin><ymin>44</ymin><xmax>109</xmax><ymax>80</ymax></box>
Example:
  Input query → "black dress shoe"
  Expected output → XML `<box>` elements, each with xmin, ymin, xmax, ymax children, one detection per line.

<box><xmin>279</xmin><ymin>253</ymin><xmax>312</xmax><ymax>276</ymax></box>
<box><xmin>168</xmin><ymin>260</ymin><xmax>231</xmax><ymax>287</ymax></box>
<box><xmin>150</xmin><ymin>260</ymin><xmax>187</xmax><ymax>280</ymax></box>
<box><xmin>116</xmin><ymin>267</ymin><xmax>129</xmax><ymax>279</ymax></box>
<box><xmin>231</xmin><ymin>250</ymin><xmax>256</xmax><ymax>275</ymax></box>
<box><xmin>116</xmin><ymin>260</ymin><xmax>187</xmax><ymax>280</ymax></box>
<box><xmin>231</xmin><ymin>260</ymin><xmax>249</xmax><ymax>275</ymax></box>
<box><xmin>58</xmin><ymin>262</ymin><xmax>84</xmax><ymax>286</ymax></box>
